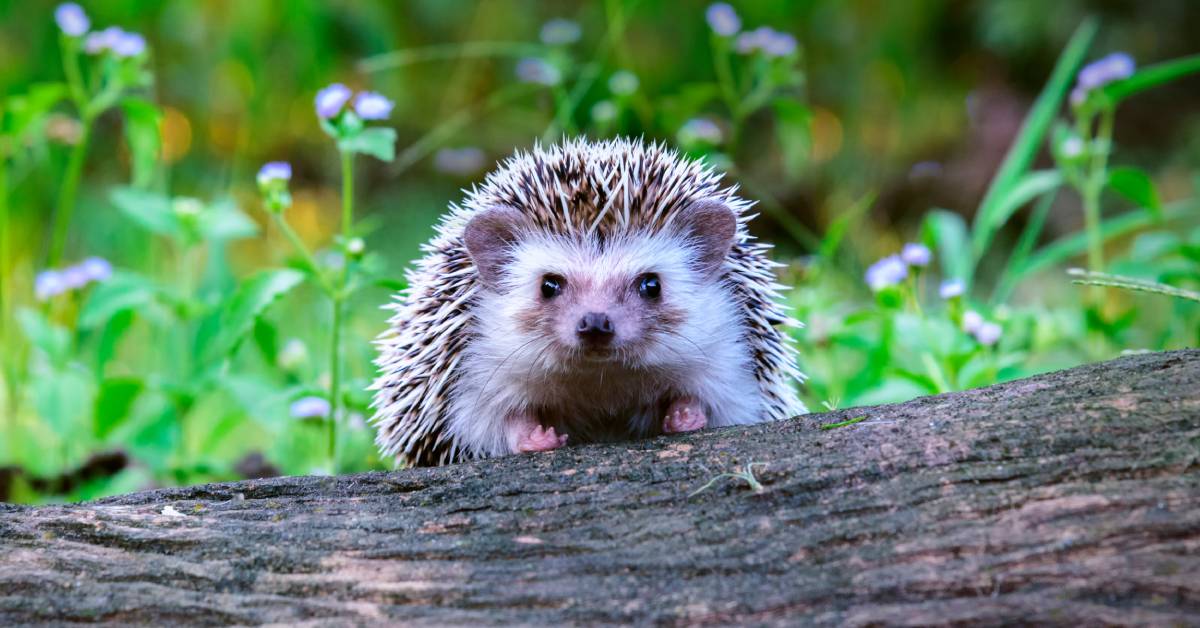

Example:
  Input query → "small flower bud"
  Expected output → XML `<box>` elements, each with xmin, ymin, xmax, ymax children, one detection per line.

<box><xmin>515</xmin><ymin>58</ymin><xmax>561</xmax><ymax>86</ymax></box>
<box><xmin>865</xmin><ymin>255</ymin><xmax>908</xmax><ymax>291</ymax></box>
<box><xmin>353</xmin><ymin>91</ymin><xmax>394</xmax><ymax>120</ymax></box>
<box><xmin>540</xmin><ymin>18</ymin><xmax>582</xmax><ymax>45</ymax></box>
<box><xmin>1060</xmin><ymin>136</ymin><xmax>1085</xmax><ymax>159</ymax></box>
<box><xmin>705</xmin><ymin>3</ymin><xmax>741</xmax><ymax>37</ymax></box>
<box><xmin>608</xmin><ymin>70</ymin><xmax>639</xmax><ymax>96</ymax></box>
<box><xmin>591</xmin><ymin>100</ymin><xmax>618</xmax><ymax>124</ymax></box>
<box><xmin>677</xmin><ymin>117</ymin><xmax>724</xmax><ymax>147</ymax></box>
<box><xmin>315</xmin><ymin>83</ymin><xmax>352</xmax><ymax>119</ymax></box>
<box><xmin>900</xmin><ymin>243</ymin><xmax>932</xmax><ymax>267</ymax></box>
<box><xmin>939</xmin><ymin>279</ymin><xmax>965</xmax><ymax>299</ymax></box>
<box><xmin>290</xmin><ymin>396</ymin><xmax>331</xmax><ymax>420</ymax></box>
<box><xmin>346</xmin><ymin>237</ymin><xmax>365</xmax><ymax>258</ymax></box>
<box><xmin>433</xmin><ymin>147</ymin><xmax>486</xmax><ymax>176</ymax></box>
<box><xmin>974</xmin><ymin>321</ymin><xmax>1002</xmax><ymax>346</ymax></box>
<box><xmin>55</xmin><ymin>3</ymin><xmax>90</xmax><ymax>37</ymax></box>
<box><xmin>277</xmin><ymin>338</ymin><xmax>309</xmax><ymax>371</ymax></box>
<box><xmin>962</xmin><ymin>310</ymin><xmax>984</xmax><ymax>334</ymax></box>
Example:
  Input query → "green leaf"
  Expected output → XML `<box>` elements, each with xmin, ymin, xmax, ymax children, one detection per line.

<box><xmin>968</xmin><ymin>19</ymin><xmax>1097</xmax><ymax>277</ymax></box>
<box><xmin>110</xmin><ymin>186</ymin><xmax>180</xmax><ymax>237</ymax></box>
<box><xmin>1099</xmin><ymin>54</ymin><xmax>1200</xmax><ymax>105</ymax></box>
<box><xmin>971</xmin><ymin>170</ymin><xmax>1062</xmax><ymax>260</ymax></box>
<box><xmin>79</xmin><ymin>271</ymin><xmax>159</xmax><ymax>328</ymax></box>
<box><xmin>772</xmin><ymin>99</ymin><xmax>811</xmax><ymax>178</ymax></box>
<box><xmin>338</xmin><ymin>127</ymin><xmax>397</xmax><ymax>162</ymax></box>
<box><xmin>33</xmin><ymin>366</ymin><xmax>93</xmax><ymax>437</ymax></box>
<box><xmin>1107</xmin><ymin>167</ymin><xmax>1161</xmax><ymax>217</ymax></box>
<box><xmin>94</xmin><ymin>377</ymin><xmax>144</xmax><ymax>440</ymax></box>
<box><xmin>1013</xmin><ymin>199</ymin><xmax>1194</xmax><ymax>281</ymax></box>
<box><xmin>95</xmin><ymin>309</ymin><xmax>134</xmax><ymax>375</ymax></box>
<box><xmin>120</xmin><ymin>97</ymin><xmax>162</xmax><ymax>188</ymax></box>
<box><xmin>252</xmin><ymin>317</ymin><xmax>279</xmax><ymax>365</ymax></box>
<box><xmin>991</xmin><ymin>190</ymin><xmax>1056</xmax><ymax>305</ymax></box>
<box><xmin>206</xmin><ymin>269</ymin><xmax>305</xmax><ymax>363</ymax></box>
<box><xmin>16</xmin><ymin>307</ymin><xmax>69</xmax><ymax>367</ymax></box>
<box><xmin>3</xmin><ymin>83</ymin><xmax>68</xmax><ymax>138</ymax></box>
<box><xmin>198</xmin><ymin>198</ymin><xmax>259</xmax><ymax>241</ymax></box>
<box><xmin>921</xmin><ymin>210</ymin><xmax>971</xmax><ymax>283</ymax></box>
<box><xmin>818</xmin><ymin>192</ymin><xmax>875</xmax><ymax>263</ymax></box>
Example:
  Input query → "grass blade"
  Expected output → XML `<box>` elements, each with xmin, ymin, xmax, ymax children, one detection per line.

<box><xmin>1010</xmin><ymin>199</ymin><xmax>1193</xmax><ymax>281</ymax></box>
<box><xmin>968</xmin><ymin>18</ymin><xmax>1098</xmax><ymax>274</ymax></box>
<box><xmin>1100</xmin><ymin>54</ymin><xmax>1200</xmax><ymax>104</ymax></box>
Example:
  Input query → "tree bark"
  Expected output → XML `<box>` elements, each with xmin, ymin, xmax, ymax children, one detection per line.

<box><xmin>2</xmin><ymin>349</ymin><xmax>1198</xmax><ymax>626</ymax></box>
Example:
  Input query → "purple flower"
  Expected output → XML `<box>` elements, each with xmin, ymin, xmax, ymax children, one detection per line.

<box><xmin>315</xmin><ymin>83</ymin><xmax>352</xmax><ymax>119</ymax></box>
<box><xmin>290</xmin><ymin>396</ymin><xmax>331</xmax><ymax>419</ymax></box>
<box><xmin>79</xmin><ymin>257</ymin><xmax>112</xmax><ymax>282</ymax></box>
<box><xmin>736</xmin><ymin>26</ymin><xmax>798</xmax><ymax>58</ymax></box>
<box><xmin>35</xmin><ymin>270</ymin><xmax>67</xmax><ymax>302</ymax></box>
<box><xmin>353</xmin><ymin>91</ymin><xmax>394</xmax><ymax>120</ymax></box>
<box><xmin>939</xmin><ymin>279</ymin><xmax>965</xmax><ymax>299</ymax></box>
<box><xmin>84</xmin><ymin>26</ymin><xmax>121</xmax><ymax>54</ymax></box>
<box><xmin>61</xmin><ymin>265</ymin><xmax>90</xmax><ymax>290</ymax></box>
<box><xmin>540</xmin><ymin>18</ymin><xmax>582</xmax><ymax>45</ymax></box>
<box><xmin>257</xmin><ymin>161</ymin><xmax>292</xmax><ymax>185</ymax></box>
<box><xmin>961</xmin><ymin>310</ymin><xmax>984</xmax><ymax>334</ymax></box>
<box><xmin>762</xmin><ymin>31</ymin><xmax>797</xmax><ymax>57</ymax></box>
<box><xmin>1069</xmin><ymin>86</ymin><xmax>1088</xmax><ymax>107</ymax></box>
<box><xmin>678</xmin><ymin>117</ymin><xmax>723</xmax><ymax>146</ymax></box>
<box><xmin>705</xmin><ymin>3</ymin><xmax>741</xmax><ymax>37</ymax></box>
<box><xmin>55</xmin><ymin>3</ymin><xmax>89</xmax><ymax>37</ymax></box>
<box><xmin>1077</xmin><ymin>53</ymin><xmax>1136</xmax><ymax>90</ymax></box>
<box><xmin>864</xmin><ymin>255</ymin><xmax>908</xmax><ymax>291</ymax></box>
<box><xmin>974</xmin><ymin>321</ymin><xmax>1002</xmax><ymax>346</ymax></box>
<box><xmin>515</xmin><ymin>58</ymin><xmax>561</xmax><ymax>86</ymax></box>
<box><xmin>433</xmin><ymin>147</ymin><xmax>486</xmax><ymax>176</ymax></box>
<box><xmin>111</xmin><ymin>31</ymin><xmax>146</xmax><ymax>57</ymax></box>
<box><xmin>908</xmin><ymin>161</ymin><xmax>943</xmax><ymax>182</ymax></box>
<box><xmin>900</xmin><ymin>243</ymin><xmax>931</xmax><ymax>267</ymax></box>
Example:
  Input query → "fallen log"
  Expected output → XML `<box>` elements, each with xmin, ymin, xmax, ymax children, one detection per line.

<box><xmin>2</xmin><ymin>349</ymin><xmax>1198</xmax><ymax>625</ymax></box>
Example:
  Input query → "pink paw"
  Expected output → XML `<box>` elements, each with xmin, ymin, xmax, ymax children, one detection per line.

<box><xmin>663</xmin><ymin>398</ymin><xmax>707</xmax><ymax>434</ymax></box>
<box><xmin>517</xmin><ymin>424</ymin><xmax>569</xmax><ymax>453</ymax></box>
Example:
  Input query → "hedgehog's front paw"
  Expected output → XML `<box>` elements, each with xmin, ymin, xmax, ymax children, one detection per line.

<box><xmin>516</xmin><ymin>424</ymin><xmax>569</xmax><ymax>453</ymax></box>
<box><xmin>663</xmin><ymin>397</ymin><xmax>707</xmax><ymax>434</ymax></box>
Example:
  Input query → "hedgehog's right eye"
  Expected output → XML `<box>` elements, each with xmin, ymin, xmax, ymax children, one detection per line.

<box><xmin>540</xmin><ymin>274</ymin><xmax>565</xmax><ymax>299</ymax></box>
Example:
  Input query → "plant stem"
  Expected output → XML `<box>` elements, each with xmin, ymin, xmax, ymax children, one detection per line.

<box><xmin>1083</xmin><ymin>106</ymin><xmax>1116</xmax><ymax>273</ymax></box>
<box><xmin>0</xmin><ymin>151</ymin><xmax>9</xmax><ymax>332</ymax></box>
<box><xmin>0</xmin><ymin>151</ymin><xmax>13</xmax><ymax>454</ymax></box>
<box><xmin>47</xmin><ymin>120</ymin><xmax>91</xmax><ymax>268</ymax></box>
<box><xmin>327</xmin><ymin>151</ymin><xmax>355</xmax><ymax>471</ymax></box>
<box><xmin>48</xmin><ymin>35</ymin><xmax>93</xmax><ymax>269</ymax></box>
<box><xmin>270</xmin><ymin>214</ymin><xmax>334</xmax><ymax>294</ymax></box>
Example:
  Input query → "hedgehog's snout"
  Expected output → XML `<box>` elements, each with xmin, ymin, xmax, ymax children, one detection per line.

<box><xmin>576</xmin><ymin>311</ymin><xmax>615</xmax><ymax>346</ymax></box>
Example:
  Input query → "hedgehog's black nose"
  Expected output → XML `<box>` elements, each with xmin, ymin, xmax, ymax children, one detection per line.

<box><xmin>576</xmin><ymin>312</ymin><xmax>615</xmax><ymax>344</ymax></box>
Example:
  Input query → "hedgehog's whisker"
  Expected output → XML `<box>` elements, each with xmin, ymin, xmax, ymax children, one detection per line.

<box><xmin>470</xmin><ymin>336</ymin><xmax>543</xmax><ymax>418</ymax></box>
<box><xmin>664</xmin><ymin>330</ymin><xmax>707</xmax><ymax>361</ymax></box>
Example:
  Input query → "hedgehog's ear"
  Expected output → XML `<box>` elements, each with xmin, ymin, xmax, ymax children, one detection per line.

<box><xmin>464</xmin><ymin>206</ymin><xmax>526</xmax><ymax>289</ymax></box>
<box><xmin>675</xmin><ymin>201</ymin><xmax>737</xmax><ymax>276</ymax></box>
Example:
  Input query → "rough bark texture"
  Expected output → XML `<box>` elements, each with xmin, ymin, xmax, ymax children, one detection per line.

<box><xmin>2</xmin><ymin>350</ymin><xmax>1198</xmax><ymax>626</ymax></box>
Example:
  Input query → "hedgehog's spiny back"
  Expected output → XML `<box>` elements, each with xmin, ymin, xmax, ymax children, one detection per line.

<box><xmin>371</xmin><ymin>137</ymin><xmax>804</xmax><ymax>467</ymax></box>
<box><xmin>462</xmin><ymin>137</ymin><xmax>753</xmax><ymax>237</ymax></box>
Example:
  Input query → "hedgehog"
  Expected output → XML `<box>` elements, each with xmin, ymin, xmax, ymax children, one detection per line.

<box><xmin>370</xmin><ymin>137</ymin><xmax>806</xmax><ymax>466</ymax></box>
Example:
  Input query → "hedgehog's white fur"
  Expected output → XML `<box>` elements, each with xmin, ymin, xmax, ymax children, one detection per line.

<box><xmin>371</xmin><ymin>137</ymin><xmax>806</xmax><ymax>466</ymax></box>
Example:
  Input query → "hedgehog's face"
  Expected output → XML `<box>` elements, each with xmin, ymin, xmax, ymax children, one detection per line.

<box><xmin>464</xmin><ymin>202</ymin><xmax>737</xmax><ymax>366</ymax></box>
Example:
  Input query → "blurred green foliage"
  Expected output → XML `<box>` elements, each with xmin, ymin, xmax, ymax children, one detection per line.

<box><xmin>1</xmin><ymin>0</ymin><xmax>1198</xmax><ymax>503</ymax></box>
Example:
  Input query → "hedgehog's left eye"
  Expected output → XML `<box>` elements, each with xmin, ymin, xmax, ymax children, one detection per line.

<box><xmin>540</xmin><ymin>274</ymin><xmax>565</xmax><ymax>299</ymax></box>
<box><xmin>637</xmin><ymin>273</ymin><xmax>661</xmax><ymax>299</ymax></box>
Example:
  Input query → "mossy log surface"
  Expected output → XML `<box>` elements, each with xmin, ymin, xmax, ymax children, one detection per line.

<box><xmin>2</xmin><ymin>349</ymin><xmax>1198</xmax><ymax>626</ymax></box>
